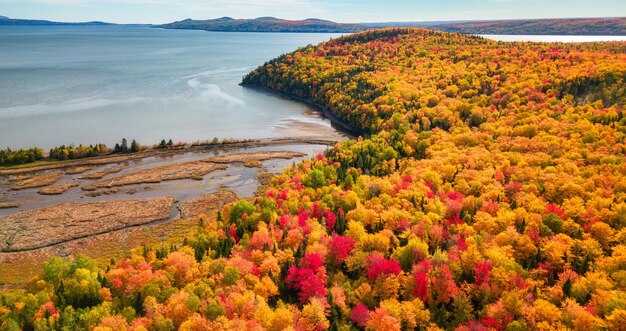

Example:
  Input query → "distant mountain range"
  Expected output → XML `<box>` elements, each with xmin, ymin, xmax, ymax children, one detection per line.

<box><xmin>1</xmin><ymin>15</ymin><xmax>625</xmax><ymax>35</ymax></box>
<box><xmin>161</xmin><ymin>16</ymin><xmax>626</xmax><ymax>35</ymax></box>
<box><xmin>0</xmin><ymin>15</ymin><xmax>115</xmax><ymax>26</ymax></box>
<box><xmin>0</xmin><ymin>15</ymin><xmax>151</xmax><ymax>27</ymax></box>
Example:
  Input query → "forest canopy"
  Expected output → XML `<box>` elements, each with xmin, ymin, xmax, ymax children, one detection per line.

<box><xmin>2</xmin><ymin>28</ymin><xmax>626</xmax><ymax>330</ymax></box>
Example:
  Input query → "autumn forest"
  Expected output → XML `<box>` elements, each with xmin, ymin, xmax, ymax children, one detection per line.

<box><xmin>2</xmin><ymin>28</ymin><xmax>626</xmax><ymax>330</ymax></box>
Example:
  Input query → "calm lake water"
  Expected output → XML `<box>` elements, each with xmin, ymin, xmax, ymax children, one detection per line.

<box><xmin>0</xmin><ymin>26</ymin><xmax>342</xmax><ymax>150</ymax></box>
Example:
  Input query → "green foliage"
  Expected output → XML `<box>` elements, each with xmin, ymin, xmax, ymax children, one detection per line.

<box><xmin>304</xmin><ymin>169</ymin><xmax>328</xmax><ymax>189</ymax></box>
<box><xmin>204</xmin><ymin>303</ymin><xmax>225</xmax><ymax>321</ymax></box>
<box><xmin>0</xmin><ymin>147</ymin><xmax>44</xmax><ymax>166</ymax></box>
<box><xmin>542</xmin><ymin>213</ymin><xmax>564</xmax><ymax>234</ymax></box>
<box><xmin>49</xmin><ymin>143</ymin><xmax>108</xmax><ymax>161</ymax></box>
<box><xmin>229</xmin><ymin>200</ymin><xmax>256</xmax><ymax>223</ymax></box>
<box><xmin>41</xmin><ymin>255</ymin><xmax>102</xmax><ymax>310</ymax></box>
<box><xmin>222</xmin><ymin>267</ymin><xmax>240</xmax><ymax>286</ymax></box>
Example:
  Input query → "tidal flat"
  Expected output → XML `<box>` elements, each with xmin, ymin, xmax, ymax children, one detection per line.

<box><xmin>0</xmin><ymin>136</ymin><xmax>344</xmax><ymax>286</ymax></box>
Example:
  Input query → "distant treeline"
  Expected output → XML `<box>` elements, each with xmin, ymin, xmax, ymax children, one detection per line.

<box><xmin>0</xmin><ymin>139</ymin><xmax>144</xmax><ymax>166</ymax></box>
<box><xmin>0</xmin><ymin>136</ymin><xmax>253</xmax><ymax>166</ymax></box>
<box><xmin>0</xmin><ymin>147</ymin><xmax>45</xmax><ymax>165</ymax></box>
<box><xmin>49</xmin><ymin>144</ymin><xmax>109</xmax><ymax>161</ymax></box>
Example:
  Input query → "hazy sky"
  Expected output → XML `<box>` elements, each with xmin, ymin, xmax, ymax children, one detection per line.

<box><xmin>0</xmin><ymin>0</ymin><xmax>624</xmax><ymax>24</ymax></box>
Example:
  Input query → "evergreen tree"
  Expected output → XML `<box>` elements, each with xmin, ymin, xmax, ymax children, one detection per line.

<box><xmin>121</xmin><ymin>138</ymin><xmax>128</xmax><ymax>152</ymax></box>
<box><xmin>130</xmin><ymin>139</ymin><xmax>140</xmax><ymax>153</ymax></box>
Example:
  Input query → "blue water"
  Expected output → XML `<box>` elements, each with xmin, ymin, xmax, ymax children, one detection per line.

<box><xmin>0</xmin><ymin>26</ymin><xmax>342</xmax><ymax>150</ymax></box>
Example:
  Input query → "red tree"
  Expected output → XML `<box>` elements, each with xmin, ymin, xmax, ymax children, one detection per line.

<box><xmin>350</xmin><ymin>303</ymin><xmax>370</xmax><ymax>327</ymax></box>
<box><xmin>328</xmin><ymin>235</ymin><xmax>355</xmax><ymax>265</ymax></box>
<box><xmin>413</xmin><ymin>271</ymin><xmax>429</xmax><ymax>303</ymax></box>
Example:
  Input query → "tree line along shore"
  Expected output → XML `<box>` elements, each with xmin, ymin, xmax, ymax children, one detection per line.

<box><xmin>0</xmin><ymin>136</ymin><xmax>329</xmax><ymax>168</ymax></box>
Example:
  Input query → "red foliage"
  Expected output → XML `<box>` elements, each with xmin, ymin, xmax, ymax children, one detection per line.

<box><xmin>251</xmin><ymin>265</ymin><xmax>260</xmax><ymax>276</ymax></box>
<box><xmin>445</xmin><ymin>198</ymin><xmax>463</xmax><ymax>217</ymax></box>
<box><xmin>583</xmin><ymin>219</ymin><xmax>599</xmax><ymax>231</ymax></box>
<box><xmin>297</xmin><ymin>272</ymin><xmax>327</xmax><ymax>303</ymax></box>
<box><xmin>481</xmin><ymin>317</ymin><xmax>498</xmax><ymax>329</ymax></box>
<box><xmin>298</xmin><ymin>211</ymin><xmax>310</xmax><ymax>226</ymax></box>
<box><xmin>311</xmin><ymin>203</ymin><xmax>320</xmax><ymax>218</ymax></box>
<box><xmin>447</xmin><ymin>214</ymin><xmax>463</xmax><ymax>226</ymax></box>
<box><xmin>328</xmin><ymin>235</ymin><xmax>355</xmax><ymax>265</ymax></box>
<box><xmin>301</xmin><ymin>253</ymin><xmax>324</xmax><ymax>271</ymax></box>
<box><xmin>286</xmin><ymin>253</ymin><xmax>328</xmax><ymax>303</ymax></box>
<box><xmin>456</xmin><ymin>236</ymin><xmax>468</xmax><ymax>251</ymax></box>
<box><xmin>323</xmin><ymin>210</ymin><xmax>337</xmax><ymax>231</ymax></box>
<box><xmin>505</xmin><ymin>182</ymin><xmax>523</xmax><ymax>196</ymax></box>
<box><xmin>34</xmin><ymin>302</ymin><xmax>59</xmax><ymax>320</ymax></box>
<box><xmin>393</xmin><ymin>178</ymin><xmax>411</xmax><ymax>193</ymax></box>
<box><xmin>279</xmin><ymin>214</ymin><xmax>290</xmax><ymax>229</ymax></box>
<box><xmin>509</xmin><ymin>274</ymin><xmax>528</xmax><ymax>290</ymax></box>
<box><xmin>538</xmin><ymin>261</ymin><xmax>555</xmax><ymax>275</ymax></box>
<box><xmin>366</xmin><ymin>254</ymin><xmax>401</xmax><ymax>281</ymax></box>
<box><xmin>413</xmin><ymin>272</ymin><xmax>429</xmax><ymax>302</ymax></box>
<box><xmin>412</xmin><ymin>258</ymin><xmax>434</xmax><ymax>274</ymax></box>
<box><xmin>458</xmin><ymin>320</ymin><xmax>490</xmax><ymax>331</ymax></box>
<box><xmin>350</xmin><ymin>303</ymin><xmax>370</xmax><ymax>327</ymax></box>
<box><xmin>229</xmin><ymin>224</ymin><xmax>240</xmax><ymax>243</ymax></box>
<box><xmin>543</xmin><ymin>203</ymin><xmax>566</xmax><ymax>220</ymax></box>
<box><xmin>482</xmin><ymin>315</ymin><xmax>512</xmax><ymax>331</ymax></box>
<box><xmin>430</xmin><ymin>265</ymin><xmax>458</xmax><ymax>304</ymax></box>
<box><xmin>423</xmin><ymin>181</ymin><xmax>435</xmax><ymax>199</ymax></box>
<box><xmin>473</xmin><ymin>261</ymin><xmax>493</xmax><ymax>286</ymax></box>
<box><xmin>585</xmin><ymin>303</ymin><xmax>599</xmax><ymax>316</ymax></box>
<box><xmin>446</xmin><ymin>191</ymin><xmax>464</xmax><ymax>201</ymax></box>
<box><xmin>527</xmin><ymin>228</ymin><xmax>541</xmax><ymax>244</ymax></box>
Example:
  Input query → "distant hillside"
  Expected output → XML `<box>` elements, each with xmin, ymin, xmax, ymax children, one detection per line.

<box><xmin>159</xmin><ymin>17</ymin><xmax>364</xmax><ymax>33</ymax></box>
<box><xmin>362</xmin><ymin>20</ymin><xmax>467</xmax><ymax>28</ymax></box>
<box><xmin>431</xmin><ymin>17</ymin><xmax>626</xmax><ymax>36</ymax></box>
<box><xmin>0</xmin><ymin>15</ymin><xmax>115</xmax><ymax>26</ymax></box>
<box><xmin>161</xmin><ymin>16</ymin><xmax>626</xmax><ymax>35</ymax></box>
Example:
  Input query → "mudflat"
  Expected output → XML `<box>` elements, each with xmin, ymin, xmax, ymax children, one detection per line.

<box><xmin>64</xmin><ymin>166</ymin><xmax>96</xmax><ymax>175</ymax></box>
<box><xmin>80</xmin><ymin>167</ymin><xmax>123</xmax><ymax>180</ymax></box>
<box><xmin>38</xmin><ymin>182</ymin><xmax>79</xmax><ymax>195</ymax></box>
<box><xmin>0</xmin><ymin>196</ymin><xmax>177</xmax><ymax>252</ymax></box>
<box><xmin>11</xmin><ymin>172</ymin><xmax>61</xmax><ymax>190</ymax></box>
<box><xmin>178</xmin><ymin>188</ymin><xmax>239</xmax><ymax>218</ymax></box>
<box><xmin>82</xmin><ymin>161</ymin><xmax>228</xmax><ymax>191</ymax></box>
<box><xmin>207</xmin><ymin>150</ymin><xmax>305</xmax><ymax>163</ymax></box>
<box><xmin>0</xmin><ymin>202</ymin><xmax>20</xmax><ymax>209</ymax></box>
<box><xmin>0</xmin><ymin>139</ymin><xmax>344</xmax><ymax>286</ymax></box>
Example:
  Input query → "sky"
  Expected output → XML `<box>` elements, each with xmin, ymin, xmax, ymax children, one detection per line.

<box><xmin>0</xmin><ymin>0</ymin><xmax>625</xmax><ymax>24</ymax></box>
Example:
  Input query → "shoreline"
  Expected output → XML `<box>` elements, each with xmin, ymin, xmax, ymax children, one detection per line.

<box><xmin>0</xmin><ymin>136</ymin><xmax>341</xmax><ymax>176</ymax></box>
<box><xmin>0</xmin><ymin>142</ymin><xmax>330</xmax><ymax>286</ymax></box>
<box><xmin>240</xmin><ymin>82</ymin><xmax>367</xmax><ymax>138</ymax></box>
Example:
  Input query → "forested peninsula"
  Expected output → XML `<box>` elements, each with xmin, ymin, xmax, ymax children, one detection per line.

<box><xmin>159</xmin><ymin>17</ymin><xmax>626</xmax><ymax>35</ymax></box>
<box><xmin>2</xmin><ymin>28</ymin><xmax>626</xmax><ymax>330</ymax></box>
